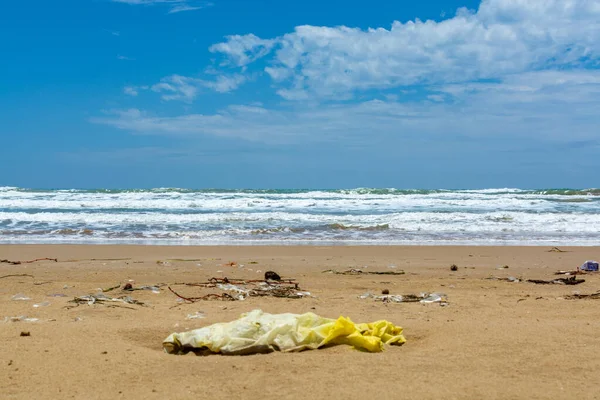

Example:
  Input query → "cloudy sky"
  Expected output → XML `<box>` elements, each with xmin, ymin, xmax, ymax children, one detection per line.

<box><xmin>1</xmin><ymin>0</ymin><xmax>599</xmax><ymax>188</ymax></box>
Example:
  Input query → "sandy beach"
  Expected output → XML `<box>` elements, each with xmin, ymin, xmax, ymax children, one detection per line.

<box><xmin>1</xmin><ymin>244</ymin><xmax>599</xmax><ymax>399</ymax></box>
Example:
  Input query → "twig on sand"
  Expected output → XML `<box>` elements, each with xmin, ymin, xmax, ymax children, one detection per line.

<box><xmin>0</xmin><ymin>274</ymin><xmax>34</xmax><ymax>279</ymax></box>
<box><xmin>565</xmin><ymin>292</ymin><xmax>600</xmax><ymax>300</ymax></box>
<box><xmin>1</xmin><ymin>258</ymin><xmax>57</xmax><ymax>265</ymax></box>
<box><xmin>168</xmin><ymin>286</ymin><xmax>236</xmax><ymax>303</ymax></box>
<box><xmin>102</xmin><ymin>283</ymin><xmax>122</xmax><ymax>293</ymax></box>
<box><xmin>322</xmin><ymin>268</ymin><xmax>405</xmax><ymax>275</ymax></box>
<box><xmin>62</xmin><ymin>258</ymin><xmax>131</xmax><ymax>263</ymax></box>
<box><xmin>527</xmin><ymin>276</ymin><xmax>585</xmax><ymax>285</ymax></box>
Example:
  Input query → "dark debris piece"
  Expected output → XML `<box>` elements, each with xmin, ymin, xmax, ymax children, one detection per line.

<box><xmin>527</xmin><ymin>276</ymin><xmax>585</xmax><ymax>285</ymax></box>
<box><xmin>264</xmin><ymin>271</ymin><xmax>281</xmax><ymax>281</ymax></box>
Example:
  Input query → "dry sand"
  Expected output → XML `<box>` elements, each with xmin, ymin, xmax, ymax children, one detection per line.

<box><xmin>1</xmin><ymin>245</ymin><xmax>600</xmax><ymax>400</ymax></box>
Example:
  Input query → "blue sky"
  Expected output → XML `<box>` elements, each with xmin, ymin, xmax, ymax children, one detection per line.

<box><xmin>1</xmin><ymin>0</ymin><xmax>599</xmax><ymax>189</ymax></box>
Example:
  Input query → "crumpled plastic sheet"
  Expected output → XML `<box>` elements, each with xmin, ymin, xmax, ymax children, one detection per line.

<box><xmin>163</xmin><ymin>309</ymin><xmax>405</xmax><ymax>355</ymax></box>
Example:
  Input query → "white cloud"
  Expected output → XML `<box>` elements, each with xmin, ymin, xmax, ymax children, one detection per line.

<box><xmin>167</xmin><ymin>4</ymin><xmax>202</xmax><ymax>13</ymax></box>
<box><xmin>209</xmin><ymin>0</ymin><xmax>600</xmax><ymax>99</ymax></box>
<box><xmin>142</xmin><ymin>73</ymin><xmax>246</xmax><ymax>101</ymax></box>
<box><xmin>124</xmin><ymin>86</ymin><xmax>139</xmax><ymax>96</ymax></box>
<box><xmin>95</xmin><ymin>70</ymin><xmax>600</xmax><ymax>145</ymax></box>
<box><xmin>111</xmin><ymin>0</ymin><xmax>213</xmax><ymax>14</ymax></box>
<box><xmin>151</xmin><ymin>75</ymin><xmax>200</xmax><ymax>102</ymax></box>
<box><xmin>202</xmin><ymin>74</ymin><xmax>247</xmax><ymax>93</ymax></box>
<box><xmin>209</xmin><ymin>34</ymin><xmax>276</xmax><ymax>66</ymax></box>
<box><xmin>117</xmin><ymin>55</ymin><xmax>135</xmax><ymax>61</ymax></box>
<box><xmin>103</xmin><ymin>0</ymin><xmax>600</xmax><ymax>157</ymax></box>
<box><xmin>124</xmin><ymin>75</ymin><xmax>247</xmax><ymax>102</ymax></box>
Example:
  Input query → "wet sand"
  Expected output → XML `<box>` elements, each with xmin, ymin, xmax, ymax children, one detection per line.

<box><xmin>1</xmin><ymin>245</ymin><xmax>599</xmax><ymax>399</ymax></box>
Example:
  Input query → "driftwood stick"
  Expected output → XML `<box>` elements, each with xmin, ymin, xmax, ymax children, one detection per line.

<box><xmin>1</xmin><ymin>258</ymin><xmax>58</xmax><ymax>265</ymax></box>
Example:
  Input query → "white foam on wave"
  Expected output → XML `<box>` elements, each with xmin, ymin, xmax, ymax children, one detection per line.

<box><xmin>0</xmin><ymin>189</ymin><xmax>596</xmax><ymax>213</ymax></box>
<box><xmin>1</xmin><ymin>188</ymin><xmax>599</xmax><ymax>244</ymax></box>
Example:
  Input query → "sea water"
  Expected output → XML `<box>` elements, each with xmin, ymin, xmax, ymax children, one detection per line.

<box><xmin>0</xmin><ymin>187</ymin><xmax>598</xmax><ymax>245</ymax></box>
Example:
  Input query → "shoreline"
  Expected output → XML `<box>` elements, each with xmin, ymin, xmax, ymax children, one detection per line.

<box><xmin>2</xmin><ymin>242</ymin><xmax>599</xmax><ymax>248</ymax></box>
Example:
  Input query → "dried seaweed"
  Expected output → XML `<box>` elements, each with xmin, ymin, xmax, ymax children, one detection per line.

<box><xmin>1</xmin><ymin>258</ymin><xmax>57</xmax><ymax>265</ymax></box>
<box><xmin>65</xmin><ymin>293</ymin><xmax>147</xmax><ymax>309</ymax></box>
<box><xmin>547</xmin><ymin>247</ymin><xmax>567</xmax><ymax>252</ymax></box>
<box><xmin>527</xmin><ymin>276</ymin><xmax>585</xmax><ymax>285</ymax></box>
<box><xmin>167</xmin><ymin>277</ymin><xmax>309</xmax><ymax>303</ymax></box>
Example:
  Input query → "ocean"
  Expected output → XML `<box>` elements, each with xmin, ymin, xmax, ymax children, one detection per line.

<box><xmin>0</xmin><ymin>187</ymin><xmax>598</xmax><ymax>245</ymax></box>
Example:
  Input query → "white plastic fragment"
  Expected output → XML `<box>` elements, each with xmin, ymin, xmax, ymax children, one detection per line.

<box><xmin>420</xmin><ymin>293</ymin><xmax>446</xmax><ymax>303</ymax></box>
<box><xmin>3</xmin><ymin>316</ymin><xmax>39</xmax><ymax>323</ymax></box>
<box><xmin>186</xmin><ymin>312</ymin><xmax>206</xmax><ymax>320</ymax></box>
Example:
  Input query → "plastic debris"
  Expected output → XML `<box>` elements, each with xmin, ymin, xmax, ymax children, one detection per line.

<box><xmin>33</xmin><ymin>301</ymin><xmax>51</xmax><ymax>308</ymax></box>
<box><xmin>420</xmin><ymin>293</ymin><xmax>447</xmax><ymax>304</ymax></box>
<box><xmin>186</xmin><ymin>312</ymin><xmax>206</xmax><ymax>320</ymax></box>
<box><xmin>3</xmin><ymin>316</ymin><xmax>39</xmax><ymax>323</ymax></box>
<box><xmin>66</xmin><ymin>293</ymin><xmax>146</xmax><ymax>308</ymax></box>
<box><xmin>555</xmin><ymin>270</ymin><xmax>586</xmax><ymax>276</ymax></box>
<box><xmin>163</xmin><ymin>309</ymin><xmax>406</xmax><ymax>355</ymax></box>
<box><xmin>11</xmin><ymin>293</ymin><xmax>31</xmax><ymax>301</ymax></box>
<box><xmin>580</xmin><ymin>260</ymin><xmax>599</xmax><ymax>272</ymax></box>
<box><xmin>486</xmin><ymin>276</ymin><xmax>520</xmax><ymax>282</ymax></box>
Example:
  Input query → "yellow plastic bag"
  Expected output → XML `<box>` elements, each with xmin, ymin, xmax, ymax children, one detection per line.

<box><xmin>163</xmin><ymin>309</ymin><xmax>405</xmax><ymax>355</ymax></box>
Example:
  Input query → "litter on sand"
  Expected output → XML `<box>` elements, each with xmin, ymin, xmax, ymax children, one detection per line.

<box><xmin>555</xmin><ymin>270</ymin><xmax>586</xmax><ymax>276</ymax></box>
<box><xmin>186</xmin><ymin>312</ymin><xmax>206</xmax><ymax>320</ymax></box>
<box><xmin>527</xmin><ymin>277</ymin><xmax>585</xmax><ymax>285</ymax></box>
<box><xmin>11</xmin><ymin>293</ymin><xmax>32</xmax><ymax>301</ymax></box>
<box><xmin>486</xmin><ymin>276</ymin><xmax>520</xmax><ymax>282</ymax></box>
<box><xmin>359</xmin><ymin>292</ymin><xmax>448</xmax><ymax>305</ymax></box>
<box><xmin>66</xmin><ymin>293</ymin><xmax>147</xmax><ymax>308</ymax></box>
<box><xmin>163</xmin><ymin>309</ymin><xmax>405</xmax><ymax>355</ymax></box>
<box><xmin>167</xmin><ymin>277</ymin><xmax>310</xmax><ymax>303</ymax></box>
<box><xmin>579</xmin><ymin>260</ymin><xmax>599</xmax><ymax>272</ymax></box>
<box><xmin>3</xmin><ymin>316</ymin><xmax>39</xmax><ymax>323</ymax></box>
